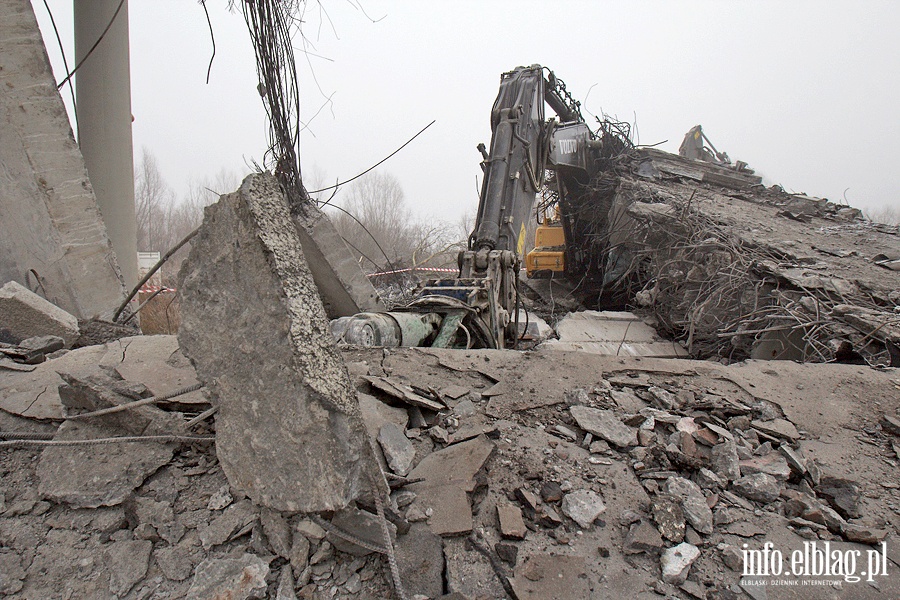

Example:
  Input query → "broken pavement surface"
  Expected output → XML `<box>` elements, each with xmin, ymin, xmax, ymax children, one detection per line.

<box><xmin>1</xmin><ymin>336</ymin><xmax>899</xmax><ymax>598</ymax></box>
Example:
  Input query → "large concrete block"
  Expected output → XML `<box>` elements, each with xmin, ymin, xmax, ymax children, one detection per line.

<box><xmin>292</xmin><ymin>203</ymin><xmax>385</xmax><ymax>317</ymax></box>
<box><xmin>0</xmin><ymin>281</ymin><xmax>79</xmax><ymax>346</ymax></box>
<box><xmin>0</xmin><ymin>0</ymin><xmax>126</xmax><ymax>318</ymax></box>
<box><xmin>178</xmin><ymin>173</ymin><xmax>377</xmax><ymax>513</ymax></box>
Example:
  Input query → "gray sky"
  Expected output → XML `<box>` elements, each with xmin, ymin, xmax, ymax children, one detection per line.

<box><xmin>35</xmin><ymin>1</ymin><xmax>900</xmax><ymax>223</ymax></box>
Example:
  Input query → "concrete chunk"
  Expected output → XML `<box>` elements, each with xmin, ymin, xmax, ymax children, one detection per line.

<box><xmin>0</xmin><ymin>281</ymin><xmax>79</xmax><ymax>347</ymax></box>
<box><xmin>178</xmin><ymin>174</ymin><xmax>377</xmax><ymax>513</ymax></box>
<box><xmin>187</xmin><ymin>554</ymin><xmax>269</xmax><ymax>600</ymax></box>
<box><xmin>570</xmin><ymin>405</ymin><xmax>637</xmax><ymax>447</ymax></box>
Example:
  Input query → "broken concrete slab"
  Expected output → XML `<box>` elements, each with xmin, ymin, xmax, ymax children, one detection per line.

<box><xmin>660</xmin><ymin>542</ymin><xmax>700</xmax><ymax>585</ymax></box>
<box><xmin>178</xmin><ymin>173</ymin><xmax>378</xmax><ymax>513</ymax></box>
<box><xmin>509</xmin><ymin>555</ymin><xmax>592</xmax><ymax>600</ymax></box>
<box><xmin>623</xmin><ymin>520</ymin><xmax>664</xmax><ymax>555</ymax></box>
<box><xmin>198</xmin><ymin>499</ymin><xmax>258</xmax><ymax>548</ymax></box>
<box><xmin>377</xmin><ymin>422</ymin><xmax>416</xmax><ymax>476</ymax></box>
<box><xmin>326</xmin><ymin>506</ymin><xmax>396</xmax><ymax>556</ymax></box>
<box><xmin>407</xmin><ymin>434</ymin><xmax>494</xmax><ymax>492</ymax></box>
<box><xmin>291</xmin><ymin>201</ymin><xmax>385</xmax><ymax>318</ymax></box>
<box><xmin>497</xmin><ymin>502</ymin><xmax>527</xmax><ymax>539</ymax></box>
<box><xmin>0</xmin><ymin>281</ymin><xmax>79</xmax><ymax>346</ymax></box>
<box><xmin>36</xmin><ymin>419</ymin><xmax>175</xmax><ymax>508</ymax></box>
<box><xmin>394</xmin><ymin>523</ymin><xmax>444</xmax><ymax>599</ymax></box>
<box><xmin>541</xmin><ymin>310</ymin><xmax>688</xmax><ymax>357</ymax></box>
<box><xmin>358</xmin><ymin>392</ymin><xmax>409</xmax><ymax>437</ymax></box>
<box><xmin>750</xmin><ymin>418</ymin><xmax>800</xmax><ymax>441</ymax></box>
<box><xmin>409</xmin><ymin>484</ymin><xmax>474</xmax><ymax>536</ymax></box>
<box><xmin>664</xmin><ymin>476</ymin><xmax>713</xmax><ymax>535</ymax></box>
<box><xmin>104</xmin><ymin>539</ymin><xmax>152</xmax><ymax>597</ymax></box>
<box><xmin>103</xmin><ymin>335</ymin><xmax>206</xmax><ymax>405</ymax></box>
<box><xmin>186</xmin><ymin>554</ymin><xmax>270</xmax><ymax>600</ymax></box>
<box><xmin>570</xmin><ymin>405</ymin><xmax>637</xmax><ymax>447</ymax></box>
<box><xmin>560</xmin><ymin>490</ymin><xmax>607</xmax><ymax>529</ymax></box>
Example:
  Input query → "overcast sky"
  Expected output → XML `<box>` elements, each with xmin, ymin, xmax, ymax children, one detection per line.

<box><xmin>35</xmin><ymin>0</ymin><xmax>899</xmax><ymax>223</ymax></box>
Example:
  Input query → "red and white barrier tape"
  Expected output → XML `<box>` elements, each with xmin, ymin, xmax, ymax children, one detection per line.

<box><xmin>139</xmin><ymin>286</ymin><xmax>177</xmax><ymax>294</ymax></box>
<box><xmin>367</xmin><ymin>267</ymin><xmax>458</xmax><ymax>277</ymax></box>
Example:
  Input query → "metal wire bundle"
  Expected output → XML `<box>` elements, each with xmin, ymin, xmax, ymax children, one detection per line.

<box><xmin>240</xmin><ymin>0</ymin><xmax>309</xmax><ymax>209</ymax></box>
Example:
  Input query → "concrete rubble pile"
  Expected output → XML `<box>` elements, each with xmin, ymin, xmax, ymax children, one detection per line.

<box><xmin>2</xmin><ymin>305</ymin><xmax>899</xmax><ymax>598</ymax></box>
<box><xmin>582</xmin><ymin>149</ymin><xmax>900</xmax><ymax>365</ymax></box>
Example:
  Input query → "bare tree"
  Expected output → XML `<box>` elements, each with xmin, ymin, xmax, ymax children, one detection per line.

<box><xmin>865</xmin><ymin>204</ymin><xmax>900</xmax><ymax>226</ymax></box>
<box><xmin>325</xmin><ymin>171</ymin><xmax>464</xmax><ymax>276</ymax></box>
<box><xmin>135</xmin><ymin>148</ymin><xmax>176</xmax><ymax>253</ymax></box>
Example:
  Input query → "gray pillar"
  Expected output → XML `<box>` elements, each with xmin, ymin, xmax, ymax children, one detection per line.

<box><xmin>74</xmin><ymin>0</ymin><xmax>138</xmax><ymax>289</ymax></box>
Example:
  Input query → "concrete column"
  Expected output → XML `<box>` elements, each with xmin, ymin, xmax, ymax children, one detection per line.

<box><xmin>74</xmin><ymin>0</ymin><xmax>138</xmax><ymax>289</ymax></box>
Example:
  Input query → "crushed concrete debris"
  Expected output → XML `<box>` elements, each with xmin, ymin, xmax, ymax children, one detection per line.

<box><xmin>1</xmin><ymin>337</ymin><xmax>899</xmax><ymax>598</ymax></box>
<box><xmin>178</xmin><ymin>173</ymin><xmax>376</xmax><ymax>513</ymax></box>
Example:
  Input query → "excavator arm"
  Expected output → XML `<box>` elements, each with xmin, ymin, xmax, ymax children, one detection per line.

<box><xmin>331</xmin><ymin>65</ymin><xmax>597</xmax><ymax>350</ymax></box>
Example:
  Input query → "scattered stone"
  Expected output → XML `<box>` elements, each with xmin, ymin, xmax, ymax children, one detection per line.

<box><xmin>295</xmin><ymin>518</ymin><xmax>326</xmax><ymax>542</ymax></box>
<box><xmin>0</xmin><ymin>281</ymin><xmax>79</xmax><ymax>346</ymax></box>
<box><xmin>429</xmin><ymin>426</ymin><xmax>451</xmax><ymax>445</ymax></box>
<box><xmin>721</xmin><ymin>544</ymin><xmax>743</xmax><ymax>571</ymax></box>
<box><xmin>540</xmin><ymin>481</ymin><xmax>563</xmax><ymax>503</ymax></box>
<box><xmin>516</xmin><ymin>488</ymin><xmax>541</xmax><ymax>513</ymax></box>
<box><xmin>497</xmin><ymin>503</ymin><xmax>528</xmax><ymax>539</ymax></box>
<box><xmin>290</xmin><ymin>530</ymin><xmax>311</xmax><ymax>575</ymax></box>
<box><xmin>842</xmin><ymin>523</ymin><xmax>888</xmax><ymax>545</ymax></box>
<box><xmin>739</xmin><ymin>453</ymin><xmax>791</xmax><ymax>481</ymax></box>
<box><xmin>815</xmin><ymin>476</ymin><xmax>862</xmax><ymax>519</ymax></box>
<box><xmin>880</xmin><ymin>414</ymin><xmax>900</xmax><ymax>437</ymax></box>
<box><xmin>779</xmin><ymin>445</ymin><xmax>807</xmax><ymax>475</ymax></box>
<box><xmin>732</xmin><ymin>473</ymin><xmax>781</xmax><ymax>503</ymax></box>
<box><xmin>696</xmin><ymin>468</ymin><xmax>725</xmax><ymax>490</ymax></box>
<box><xmin>199</xmin><ymin>500</ymin><xmax>258</xmax><ymax>548</ymax></box>
<box><xmin>104</xmin><ymin>540</ymin><xmax>152</xmax><ymax>596</ymax></box>
<box><xmin>178</xmin><ymin>174</ymin><xmax>376</xmax><ymax>513</ymax></box>
<box><xmin>186</xmin><ymin>554</ymin><xmax>270</xmax><ymax>600</ymax></box>
<box><xmin>551</xmin><ymin>424</ymin><xmax>578</xmax><ymax>441</ymax></box>
<box><xmin>561</xmin><ymin>490</ymin><xmax>607</xmax><ymax>529</ymax></box>
<box><xmin>623</xmin><ymin>520</ymin><xmax>664</xmax><ymax>555</ymax></box>
<box><xmin>454</xmin><ymin>398</ymin><xmax>477</xmax><ymax>417</ymax></box>
<box><xmin>394</xmin><ymin>523</ymin><xmax>444</xmax><ymax>599</ymax></box>
<box><xmin>750</xmin><ymin>419</ymin><xmax>799</xmax><ymax>441</ymax></box>
<box><xmin>651</xmin><ymin>494</ymin><xmax>686</xmax><ymax>542</ymax></box>
<box><xmin>326</xmin><ymin>506</ymin><xmax>396</xmax><ymax>556</ymax></box>
<box><xmin>259</xmin><ymin>508</ymin><xmax>292</xmax><ymax>559</ymax></box>
<box><xmin>495</xmin><ymin>542</ymin><xmax>519</xmax><ymax>566</ymax></box>
<box><xmin>661</xmin><ymin>542</ymin><xmax>701</xmax><ymax>585</ymax></box>
<box><xmin>538</xmin><ymin>505</ymin><xmax>564</xmax><ymax>528</ymax></box>
<box><xmin>155</xmin><ymin>545</ymin><xmax>194</xmax><ymax>582</ymax></box>
<box><xmin>648</xmin><ymin>386</ymin><xmax>676</xmax><ymax>409</ymax></box>
<box><xmin>207</xmin><ymin>485</ymin><xmax>234</xmax><ymax>511</ymax></box>
<box><xmin>378</xmin><ymin>422</ymin><xmax>416</xmax><ymax>476</ymax></box>
<box><xmin>570</xmin><ymin>406</ymin><xmax>637</xmax><ymax>447</ymax></box>
<box><xmin>710</xmin><ymin>440</ymin><xmax>741</xmax><ymax>482</ymax></box>
<box><xmin>276</xmin><ymin>568</ymin><xmax>297</xmax><ymax>600</ymax></box>
<box><xmin>664</xmin><ymin>477</ymin><xmax>713</xmax><ymax>535</ymax></box>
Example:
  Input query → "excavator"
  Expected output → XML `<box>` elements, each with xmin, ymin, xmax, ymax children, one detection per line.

<box><xmin>331</xmin><ymin>65</ymin><xmax>615</xmax><ymax>349</ymax></box>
